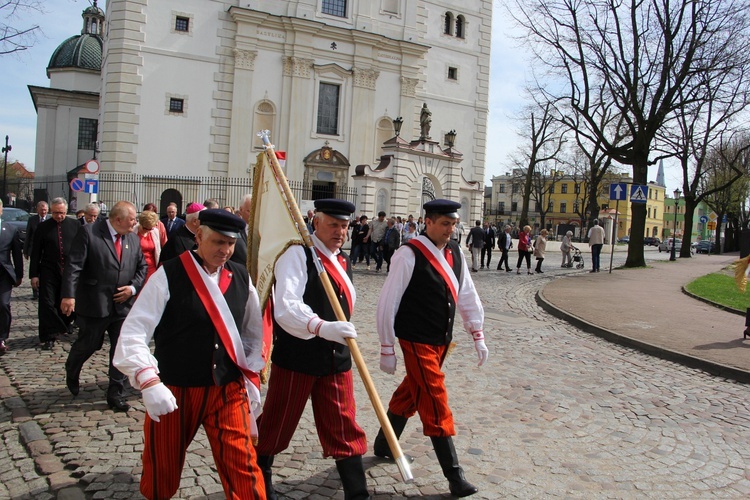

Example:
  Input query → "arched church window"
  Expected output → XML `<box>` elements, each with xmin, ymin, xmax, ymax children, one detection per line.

<box><xmin>444</xmin><ymin>12</ymin><xmax>454</xmax><ymax>36</ymax></box>
<box><xmin>456</xmin><ymin>15</ymin><xmax>465</xmax><ymax>39</ymax></box>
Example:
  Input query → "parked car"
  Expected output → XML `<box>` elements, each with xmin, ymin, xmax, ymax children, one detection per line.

<box><xmin>0</xmin><ymin>207</ymin><xmax>30</xmax><ymax>244</ymax></box>
<box><xmin>643</xmin><ymin>237</ymin><xmax>661</xmax><ymax>246</ymax></box>
<box><xmin>618</xmin><ymin>235</ymin><xmax>630</xmax><ymax>243</ymax></box>
<box><xmin>694</xmin><ymin>240</ymin><xmax>717</xmax><ymax>254</ymax></box>
<box><xmin>658</xmin><ymin>238</ymin><xmax>682</xmax><ymax>252</ymax></box>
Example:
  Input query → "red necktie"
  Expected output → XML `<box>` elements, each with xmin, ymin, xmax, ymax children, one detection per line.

<box><xmin>114</xmin><ymin>234</ymin><xmax>122</xmax><ymax>261</ymax></box>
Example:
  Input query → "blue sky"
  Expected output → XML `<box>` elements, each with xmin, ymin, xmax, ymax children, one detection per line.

<box><xmin>0</xmin><ymin>0</ymin><xmax>681</xmax><ymax>192</ymax></box>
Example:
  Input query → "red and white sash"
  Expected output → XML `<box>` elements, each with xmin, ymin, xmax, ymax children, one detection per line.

<box><xmin>179</xmin><ymin>252</ymin><xmax>261</xmax><ymax>437</ymax></box>
<box><xmin>408</xmin><ymin>235</ymin><xmax>460</xmax><ymax>302</ymax></box>
<box><xmin>312</xmin><ymin>235</ymin><xmax>356</xmax><ymax>311</ymax></box>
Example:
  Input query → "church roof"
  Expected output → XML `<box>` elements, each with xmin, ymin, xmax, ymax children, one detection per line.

<box><xmin>47</xmin><ymin>33</ymin><xmax>102</xmax><ymax>75</ymax></box>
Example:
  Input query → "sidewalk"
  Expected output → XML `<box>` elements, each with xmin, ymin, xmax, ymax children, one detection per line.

<box><xmin>538</xmin><ymin>251</ymin><xmax>750</xmax><ymax>382</ymax></box>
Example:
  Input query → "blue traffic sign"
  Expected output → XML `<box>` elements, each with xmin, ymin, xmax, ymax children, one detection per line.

<box><xmin>69</xmin><ymin>178</ymin><xmax>84</xmax><ymax>192</ymax></box>
<box><xmin>630</xmin><ymin>184</ymin><xmax>648</xmax><ymax>203</ymax></box>
<box><xmin>84</xmin><ymin>179</ymin><xmax>98</xmax><ymax>194</ymax></box>
<box><xmin>609</xmin><ymin>183</ymin><xmax>627</xmax><ymax>201</ymax></box>
<box><xmin>699</xmin><ymin>215</ymin><xmax>708</xmax><ymax>223</ymax></box>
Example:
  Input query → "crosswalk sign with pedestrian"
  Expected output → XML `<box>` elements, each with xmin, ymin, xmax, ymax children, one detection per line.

<box><xmin>630</xmin><ymin>184</ymin><xmax>648</xmax><ymax>203</ymax></box>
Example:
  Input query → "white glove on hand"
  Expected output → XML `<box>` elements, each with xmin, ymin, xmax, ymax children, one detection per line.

<box><xmin>471</xmin><ymin>331</ymin><xmax>488</xmax><ymax>367</ymax></box>
<box><xmin>142</xmin><ymin>383</ymin><xmax>178</xmax><ymax>422</ymax></box>
<box><xmin>380</xmin><ymin>344</ymin><xmax>397</xmax><ymax>374</ymax></box>
<box><xmin>318</xmin><ymin>321</ymin><xmax>357</xmax><ymax>345</ymax></box>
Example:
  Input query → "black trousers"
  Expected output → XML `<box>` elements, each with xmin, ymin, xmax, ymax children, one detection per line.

<box><xmin>0</xmin><ymin>275</ymin><xmax>13</xmax><ymax>341</ymax></box>
<box><xmin>516</xmin><ymin>250</ymin><xmax>531</xmax><ymax>269</ymax></box>
<box><xmin>481</xmin><ymin>246</ymin><xmax>492</xmax><ymax>267</ymax></box>
<box><xmin>38</xmin><ymin>270</ymin><xmax>74</xmax><ymax>342</ymax></box>
<box><xmin>66</xmin><ymin>315</ymin><xmax>127</xmax><ymax>397</ymax></box>
<box><xmin>496</xmin><ymin>248</ymin><xmax>510</xmax><ymax>270</ymax></box>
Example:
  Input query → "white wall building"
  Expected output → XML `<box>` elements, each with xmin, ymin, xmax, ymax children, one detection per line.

<box><xmin>34</xmin><ymin>0</ymin><xmax>492</xmax><ymax>218</ymax></box>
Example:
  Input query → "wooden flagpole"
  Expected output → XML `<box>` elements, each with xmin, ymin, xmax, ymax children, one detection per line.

<box><xmin>257</xmin><ymin>131</ymin><xmax>413</xmax><ymax>482</ymax></box>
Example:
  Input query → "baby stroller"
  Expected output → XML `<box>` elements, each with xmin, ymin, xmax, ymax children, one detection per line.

<box><xmin>572</xmin><ymin>248</ymin><xmax>584</xmax><ymax>269</ymax></box>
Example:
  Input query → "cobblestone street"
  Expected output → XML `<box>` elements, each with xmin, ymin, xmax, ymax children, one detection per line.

<box><xmin>2</xmin><ymin>249</ymin><xmax>750</xmax><ymax>499</ymax></box>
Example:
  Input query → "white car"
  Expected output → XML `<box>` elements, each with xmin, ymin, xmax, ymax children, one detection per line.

<box><xmin>658</xmin><ymin>238</ymin><xmax>681</xmax><ymax>252</ymax></box>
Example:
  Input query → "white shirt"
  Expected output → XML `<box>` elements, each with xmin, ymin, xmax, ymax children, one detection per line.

<box><xmin>113</xmin><ymin>261</ymin><xmax>265</xmax><ymax>389</ymax></box>
<box><xmin>376</xmin><ymin>236</ymin><xmax>484</xmax><ymax>347</ymax></box>
<box><xmin>273</xmin><ymin>233</ymin><xmax>356</xmax><ymax>339</ymax></box>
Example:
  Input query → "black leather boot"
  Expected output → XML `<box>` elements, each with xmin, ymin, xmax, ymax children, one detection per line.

<box><xmin>256</xmin><ymin>455</ymin><xmax>277</xmax><ymax>500</ymax></box>
<box><xmin>430</xmin><ymin>436</ymin><xmax>478</xmax><ymax>497</ymax></box>
<box><xmin>373</xmin><ymin>410</ymin><xmax>409</xmax><ymax>458</ymax></box>
<box><xmin>335</xmin><ymin>455</ymin><xmax>370</xmax><ymax>500</ymax></box>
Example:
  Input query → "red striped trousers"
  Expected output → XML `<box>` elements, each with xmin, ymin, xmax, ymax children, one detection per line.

<box><xmin>256</xmin><ymin>364</ymin><xmax>368</xmax><ymax>459</ymax></box>
<box><xmin>140</xmin><ymin>379</ymin><xmax>265</xmax><ymax>500</ymax></box>
<box><xmin>388</xmin><ymin>339</ymin><xmax>455</xmax><ymax>437</ymax></box>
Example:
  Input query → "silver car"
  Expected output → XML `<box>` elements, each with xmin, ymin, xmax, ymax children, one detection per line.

<box><xmin>658</xmin><ymin>238</ymin><xmax>681</xmax><ymax>252</ymax></box>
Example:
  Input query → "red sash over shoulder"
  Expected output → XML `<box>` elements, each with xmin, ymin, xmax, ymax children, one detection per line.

<box><xmin>315</xmin><ymin>248</ymin><xmax>354</xmax><ymax>314</ymax></box>
<box><xmin>179</xmin><ymin>252</ymin><xmax>261</xmax><ymax>391</ymax></box>
<box><xmin>407</xmin><ymin>237</ymin><xmax>459</xmax><ymax>303</ymax></box>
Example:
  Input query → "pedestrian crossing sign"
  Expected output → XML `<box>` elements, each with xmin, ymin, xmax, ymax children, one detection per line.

<box><xmin>630</xmin><ymin>184</ymin><xmax>648</xmax><ymax>203</ymax></box>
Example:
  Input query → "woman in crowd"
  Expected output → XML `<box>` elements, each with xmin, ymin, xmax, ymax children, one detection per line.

<box><xmin>516</xmin><ymin>225</ymin><xmax>533</xmax><ymax>275</ymax></box>
<box><xmin>135</xmin><ymin>210</ymin><xmax>161</xmax><ymax>281</ymax></box>
<box><xmin>534</xmin><ymin>229</ymin><xmax>548</xmax><ymax>274</ymax></box>
<box><xmin>142</xmin><ymin>203</ymin><xmax>168</xmax><ymax>248</ymax></box>
<box><xmin>402</xmin><ymin>221</ymin><xmax>418</xmax><ymax>243</ymax></box>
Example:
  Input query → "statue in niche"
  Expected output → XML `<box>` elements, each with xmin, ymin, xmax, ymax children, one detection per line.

<box><xmin>420</xmin><ymin>103</ymin><xmax>432</xmax><ymax>140</ymax></box>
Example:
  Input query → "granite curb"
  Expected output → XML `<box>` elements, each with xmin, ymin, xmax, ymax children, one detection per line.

<box><xmin>535</xmin><ymin>288</ymin><xmax>750</xmax><ymax>384</ymax></box>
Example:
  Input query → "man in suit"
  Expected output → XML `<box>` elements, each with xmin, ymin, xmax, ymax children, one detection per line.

<box><xmin>496</xmin><ymin>225</ymin><xmax>513</xmax><ymax>272</ymax></box>
<box><xmin>480</xmin><ymin>222</ymin><xmax>496</xmax><ymax>270</ymax></box>
<box><xmin>29</xmin><ymin>198</ymin><xmax>81</xmax><ymax>350</ymax></box>
<box><xmin>23</xmin><ymin>201</ymin><xmax>49</xmax><ymax>299</ymax></box>
<box><xmin>0</xmin><ymin>200</ymin><xmax>23</xmax><ymax>355</ymax></box>
<box><xmin>230</xmin><ymin>193</ymin><xmax>251</xmax><ymax>267</ymax></box>
<box><xmin>61</xmin><ymin>201</ymin><xmax>148</xmax><ymax>411</ymax></box>
<box><xmin>160</xmin><ymin>202</ymin><xmax>185</xmax><ymax>238</ymax></box>
<box><xmin>159</xmin><ymin>203</ymin><xmax>203</xmax><ymax>264</ymax></box>
<box><xmin>465</xmin><ymin>220</ymin><xmax>485</xmax><ymax>272</ymax></box>
<box><xmin>83</xmin><ymin>203</ymin><xmax>100</xmax><ymax>225</ymax></box>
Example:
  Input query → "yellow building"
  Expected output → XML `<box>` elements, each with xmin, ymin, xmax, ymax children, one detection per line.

<box><xmin>544</xmin><ymin>174</ymin><xmax>665</xmax><ymax>240</ymax></box>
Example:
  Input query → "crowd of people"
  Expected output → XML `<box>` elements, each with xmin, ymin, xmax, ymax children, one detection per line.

<box><xmin>0</xmin><ymin>195</ymin><xmax>491</xmax><ymax>499</ymax></box>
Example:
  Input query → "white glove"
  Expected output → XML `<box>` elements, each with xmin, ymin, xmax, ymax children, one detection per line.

<box><xmin>142</xmin><ymin>383</ymin><xmax>178</xmax><ymax>422</ymax></box>
<box><xmin>474</xmin><ymin>339</ymin><xmax>489</xmax><ymax>367</ymax></box>
<box><xmin>318</xmin><ymin>321</ymin><xmax>357</xmax><ymax>345</ymax></box>
<box><xmin>471</xmin><ymin>331</ymin><xmax>488</xmax><ymax>367</ymax></box>
<box><xmin>380</xmin><ymin>344</ymin><xmax>397</xmax><ymax>374</ymax></box>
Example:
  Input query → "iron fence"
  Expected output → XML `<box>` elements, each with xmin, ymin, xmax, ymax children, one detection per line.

<box><xmin>26</xmin><ymin>173</ymin><xmax>357</xmax><ymax>216</ymax></box>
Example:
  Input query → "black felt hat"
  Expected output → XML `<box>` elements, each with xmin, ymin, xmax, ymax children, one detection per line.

<box><xmin>423</xmin><ymin>199</ymin><xmax>461</xmax><ymax>218</ymax></box>
<box><xmin>199</xmin><ymin>209</ymin><xmax>245</xmax><ymax>238</ymax></box>
<box><xmin>314</xmin><ymin>198</ymin><xmax>356</xmax><ymax>220</ymax></box>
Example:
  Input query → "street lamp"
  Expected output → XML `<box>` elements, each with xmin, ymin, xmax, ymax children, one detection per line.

<box><xmin>1</xmin><ymin>136</ymin><xmax>10</xmax><ymax>206</ymax></box>
<box><xmin>670</xmin><ymin>188</ymin><xmax>681</xmax><ymax>261</ymax></box>
<box><xmin>445</xmin><ymin>129</ymin><xmax>457</xmax><ymax>147</ymax></box>
<box><xmin>392</xmin><ymin>116</ymin><xmax>403</xmax><ymax>137</ymax></box>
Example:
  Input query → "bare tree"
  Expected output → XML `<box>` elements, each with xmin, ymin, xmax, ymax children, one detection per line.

<box><xmin>509</xmin><ymin>99</ymin><xmax>566</xmax><ymax>228</ymax></box>
<box><xmin>511</xmin><ymin>0</ymin><xmax>750</xmax><ymax>267</ymax></box>
<box><xmin>1</xmin><ymin>1</ymin><xmax>44</xmax><ymax>56</ymax></box>
<box><xmin>701</xmin><ymin>138</ymin><xmax>750</xmax><ymax>252</ymax></box>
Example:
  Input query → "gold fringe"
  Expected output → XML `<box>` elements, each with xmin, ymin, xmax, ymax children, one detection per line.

<box><xmin>735</xmin><ymin>256</ymin><xmax>750</xmax><ymax>292</ymax></box>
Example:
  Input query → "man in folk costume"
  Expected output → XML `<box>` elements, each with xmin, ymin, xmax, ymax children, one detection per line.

<box><xmin>256</xmin><ymin>198</ymin><xmax>370</xmax><ymax>500</ymax></box>
<box><xmin>113</xmin><ymin>209</ymin><xmax>266</xmax><ymax>499</ymax></box>
<box><xmin>375</xmin><ymin>199</ymin><xmax>489</xmax><ymax>498</ymax></box>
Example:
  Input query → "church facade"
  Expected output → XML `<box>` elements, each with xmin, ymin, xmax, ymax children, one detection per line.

<box><xmin>35</xmin><ymin>0</ymin><xmax>492</xmax><ymax>219</ymax></box>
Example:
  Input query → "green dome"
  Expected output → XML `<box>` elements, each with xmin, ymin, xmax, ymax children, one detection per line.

<box><xmin>47</xmin><ymin>33</ymin><xmax>102</xmax><ymax>74</ymax></box>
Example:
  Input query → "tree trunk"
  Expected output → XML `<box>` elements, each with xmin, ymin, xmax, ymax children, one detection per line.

<box><xmin>679</xmin><ymin>199</ymin><xmax>696</xmax><ymax>258</ymax></box>
<box><xmin>624</xmin><ymin>155</ymin><xmax>648</xmax><ymax>267</ymax></box>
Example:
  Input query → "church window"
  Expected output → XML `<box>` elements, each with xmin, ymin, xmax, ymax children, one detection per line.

<box><xmin>448</xmin><ymin>67</ymin><xmax>458</xmax><ymax>80</ymax></box>
<box><xmin>444</xmin><ymin>12</ymin><xmax>454</xmax><ymax>35</ymax></box>
<box><xmin>317</xmin><ymin>83</ymin><xmax>340</xmax><ymax>135</ymax></box>
<box><xmin>322</xmin><ymin>0</ymin><xmax>347</xmax><ymax>17</ymax></box>
<box><xmin>77</xmin><ymin>118</ymin><xmax>98</xmax><ymax>150</ymax></box>
<box><xmin>175</xmin><ymin>16</ymin><xmax>189</xmax><ymax>32</ymax></box>
<box><xmin>456</xmin><ymin>15</ymin><xmax>465</xmax><ymax>38</ymax></box>
<box><xmin>169</xmin><ymin>98</ymin><xmax>184</xmax><ymax>113</ymax></box>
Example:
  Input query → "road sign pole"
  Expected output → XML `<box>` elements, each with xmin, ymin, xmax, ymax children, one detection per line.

<box><xmin>609</xmin><ymin>200</ymin><xmax>619</xmax><ymax>274</ymax></box>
